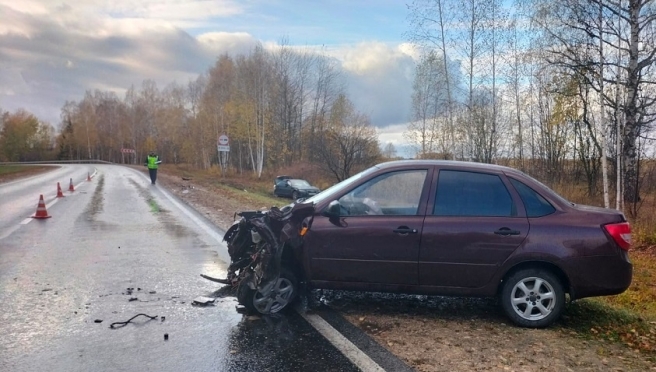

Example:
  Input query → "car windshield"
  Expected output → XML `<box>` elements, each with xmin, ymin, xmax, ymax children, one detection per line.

<box><xmin>290</xmin><ymin>179</ymin><xmax>311</xmax><ymax>187</ymax></box>
<box><xmin>304</xmin><ymin>165</ymin><xmax>380</xmax><ymax>204</ymax></box>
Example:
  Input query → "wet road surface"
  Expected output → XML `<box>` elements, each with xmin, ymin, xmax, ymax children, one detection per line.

<box><xmin>0</xmin><ymin>165</ymin><xmax>360</xmax><ymax>372</ymax></box>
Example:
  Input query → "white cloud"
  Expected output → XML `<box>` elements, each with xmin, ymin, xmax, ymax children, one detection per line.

<box><xmin>332</xmin><ymin>42</ymin><xmax>416</xmax><ymax>127</ymax></box>
<box><xmin>0</xmin><ymin>1</ymin><xmax>417</xmax><ymax>132</ymax></box>
<box><xmin>0</xmin><ymin>1</ymin><xmax>244</xmax><ymax>37</ymax></box>
<box><xmin>0</xmin><ymin>2</ymin><xmax>257</xmax><ymax>125</ymax></box>
<box><xmin>377</xmin><ymin>123</ymin><xmax>416</xmax><ymax>158</ymax></box>
<box><xmin>197</xmin><ymin>32</ymin><xmax>258</xmax><ymax>55</ymax></box>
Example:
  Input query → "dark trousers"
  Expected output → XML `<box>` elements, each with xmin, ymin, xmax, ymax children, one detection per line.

<box><xmin>148</xmin><ymin>168</ymin><xmax>157</xmax><ymax>184</ymax></box>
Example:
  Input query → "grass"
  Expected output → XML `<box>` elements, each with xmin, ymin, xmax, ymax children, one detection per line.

<box><xmin>161</xmin><ymin>164</ymin><xmax>287</xmax><ymax>210</ymax></box>
<box><xmin>558</xmin><ymin>298</ymin><xmax>656</xmax><ymax>357</ymax></box>
<box><xmin>0</xmin><ymin>165</ymin><xmax>51</xmax><ymax>177</ymax></box>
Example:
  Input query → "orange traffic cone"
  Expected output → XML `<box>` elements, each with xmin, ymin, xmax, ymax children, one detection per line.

<box><xmin>68</xmin><ymin>178</ymin><xmax>75</xmax><ymax>192</ymax></box>
<box><xmin>56</xmin><ymin>182</ymin><xmax>65</xmax><ymax>198</ymax></box>
<box><xmin>32</xmin><ymin>195</ymin><xmax>51</xmax><ymax>219</ymax></box>
<box><xmin>87</xmin><ymin>172</ymin><xmax>92</xmax><ymax>181</ymax></box>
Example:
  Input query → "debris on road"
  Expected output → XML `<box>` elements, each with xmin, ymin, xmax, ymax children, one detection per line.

<box><xmin>200</xmin><ymin>273</ymin><xmax>232</xmax><ymax>284</ymax></box>
<box><xmin>164</xmin><ymin>333</ymin><xmax>169</xmax><ymax>341</ymax></box>
<box><xmin>192</xmin><ymin>296</ymin><xmax>215</xmax><ymax>306</ymax></box>
<box><xmin>94</xmin><ymin>319</ymin><xmax>103</xmax><ymax>323</ymax></box>
<box><xmin>128</xmin><ymin>297</ymin><xmax>138</xmax><ymax>302</ymax></box>
<box><xmin>109</xmin><ymin>313</ymin><xmax>158</xmax><ymax>329</ymax></box>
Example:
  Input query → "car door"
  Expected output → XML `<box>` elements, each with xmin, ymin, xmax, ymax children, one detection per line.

<box><xmin>419</xmin><ymin>169</ymin><xmax>529</xmax><ymax>288</ymax></box>
<box><xmin>276</xmin><ymin>180</ymin><xmax>292</xmax><ymax>197</ymax></box>
<box><xmin>304</xmin><ymin>168</ymin><xmax>432</xmax><ymax>285</ymax></box>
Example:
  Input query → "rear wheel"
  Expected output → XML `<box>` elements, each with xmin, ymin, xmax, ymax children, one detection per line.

<box><xmin>500</xmin><ymin>268</ymin><xmax>565</xmax><ymax>328</ymax></box>
<box><xmin>292</xmin><ymin>190</ymin><xmax>299</xmax><ymax>200</ymax></box>
<box><xmin>238</xmin><ymin>268</ymin><xmax>298</xmax><ymax>314</ymax></box>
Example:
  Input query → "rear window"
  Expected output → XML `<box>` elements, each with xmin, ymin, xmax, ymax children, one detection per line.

<box><xmin>434</xmin><ymin>170</ymin><xmax>514</xmax><ymax>217</ymax></box>
<box><xmin>510</xmin><ymin>179</ymin><xmax>556</xmax><ymax>217</ymax></box>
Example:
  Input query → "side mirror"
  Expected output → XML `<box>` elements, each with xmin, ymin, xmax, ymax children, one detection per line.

<box><xmin>322</xmin><ymin>200</ymin><xmax>341</xmax><ymax>218</ymax></box>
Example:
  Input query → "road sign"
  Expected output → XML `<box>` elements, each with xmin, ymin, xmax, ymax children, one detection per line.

<box><xmin>218</xmin><ymin>134</ymin><xmax>230</xmax><ymax>152</ymax></box>
<box><xmin>121</xmin><ymin>148</ymin><xmax>135</xmax><ymax>154</ymax></box>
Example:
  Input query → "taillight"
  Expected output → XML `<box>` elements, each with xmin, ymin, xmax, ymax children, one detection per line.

<box><xmin>603</xmin><ymin>222</ymin><xmax>631</xmax><ymax>251</ymax></box>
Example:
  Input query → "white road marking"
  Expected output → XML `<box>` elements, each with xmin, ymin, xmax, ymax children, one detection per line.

<box><xmin>297</xmin><ymin>309</ymin><xmax>386</xmax><ymax>372</ymax></box>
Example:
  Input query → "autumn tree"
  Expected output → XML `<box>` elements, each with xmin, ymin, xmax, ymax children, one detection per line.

<box><xmin>407</xmin><ymin>0</ymin><xmax>457</xmax><ymax>149</ymax></box>
<box><xmin>316</xmin><ymin>94</ymin><xmax>381</xmax><ymax>181</ymax></box>
<box><xmin>526</xmin><ymin>0</ymin><xmax>656</xmax><ymax>209</ymax></box>
<box><xmin>405</xmin><ymin>52</ymin><xmax>449</xmax><ymax>158</ymax></box>
<box><xmin>0</xmin><ymin>110</ymin><xmax>54</xmax><ymax>161</ymax></box>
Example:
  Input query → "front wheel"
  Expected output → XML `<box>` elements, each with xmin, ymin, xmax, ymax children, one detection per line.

<box><xmin>237</xmin><ymin>268</ymin><xmax>298</xmax><ymax>314</ymax></box>
<box><xmin>500</xmin><ymin>268</ymin><xmax>565</xmax><ymax>328</ymax></box>
<box><xmin>292</xmin><ymin>191</ymin><xmax>299</xmax><ymax>200</ymax></box>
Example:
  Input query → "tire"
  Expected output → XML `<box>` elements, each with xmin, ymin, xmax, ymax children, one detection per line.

<box><xmin>292</xmin><ymin>191</ymin><xmax>299</xmax><ymax>200</ymax></box>
<box><xmin>237</xmin><ymin>268</ymin><xmax>298</xmax><ymax>315</ymax></box>
<box><xmin>500</xmin><ymin>268</ymin><xmax>565</xmax><ymax>328</ymax></box>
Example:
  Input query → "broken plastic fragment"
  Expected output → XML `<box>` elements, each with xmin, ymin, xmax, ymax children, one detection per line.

<box><xmin>192</xmin><ymin>296</ymin><xmax>215</xmax><ymax>305</ymax></box>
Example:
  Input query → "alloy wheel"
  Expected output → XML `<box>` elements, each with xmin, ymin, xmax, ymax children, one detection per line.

<box><xmin>252</xmin><ymin>277</ymin><xmax>295</xmax><ymax>314</ymax></box>
<box><xmin>509</xmin><ymin>276</ymin><xmax>557</xmax><ymax>321</ymax></box>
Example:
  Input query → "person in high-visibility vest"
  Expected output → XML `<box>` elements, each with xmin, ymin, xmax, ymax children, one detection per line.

<box><xmin>144</xmin><ymin>151</ymin><xmax>161</xmax><ymax>184</ymax></box>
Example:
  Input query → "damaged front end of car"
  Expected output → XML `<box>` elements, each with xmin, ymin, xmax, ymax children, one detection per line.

<box><xmin>203</xmin><ymin>201</ymin><xmax>315</xmax><ymax>314</ymax></box>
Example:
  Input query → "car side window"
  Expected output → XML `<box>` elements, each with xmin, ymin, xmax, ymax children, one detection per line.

<box><xmin>434</xmin><ymin>170</ymin><xmax>514</xmax><ymax>217</ymax></box>
<box><xmin>509</xmin><ymin>178</ymin><xmax>556</xmax><ymax>217</ymax></box>
<box><xmin>338</xmin><ymin>170</ymin><xmax>427</xmax><ymax>216</ymax></box>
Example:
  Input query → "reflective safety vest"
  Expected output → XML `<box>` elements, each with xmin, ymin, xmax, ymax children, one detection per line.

<box><xmin>147</xmin><ymin>155</ymin><xmax>159</xmax><ymax>170</ymax></box>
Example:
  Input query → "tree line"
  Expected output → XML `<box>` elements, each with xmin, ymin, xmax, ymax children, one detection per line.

<box><xmin>0</xmin><ymin>42</ymin><xmax>382</xmax><ymax>182</ymax></box>
<box><xmin>406</xmin><ymin>0</ymin><xmax>656</xmax><ymax>215</ymax></box>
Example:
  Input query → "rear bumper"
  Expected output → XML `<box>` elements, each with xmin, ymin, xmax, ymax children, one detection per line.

<box><xmin>568</xmin><ymin>255</ymin><xmax>633</xmax><ymax>299</ymax></box>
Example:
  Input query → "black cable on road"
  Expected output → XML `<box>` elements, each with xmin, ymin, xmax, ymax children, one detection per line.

<box><xmin>109</xmin><ymin>313</ymin><xmax>158</xmax><ymax>329</ymax></box>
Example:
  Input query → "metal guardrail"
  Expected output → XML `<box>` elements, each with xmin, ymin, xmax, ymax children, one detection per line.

<box><xmin>0</xmin><ymin>160</ymin><xmax>115</xmax><ymax>165</ymax></box>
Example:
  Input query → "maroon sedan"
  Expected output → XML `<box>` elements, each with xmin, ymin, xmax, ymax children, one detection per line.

<box><xmin>234</xmin><ymin>160</ymin><xmax>632</xmax><ymax>328</ymax></box>
<box><xmin>294</xmin><ymin>160</ymin><xmax>634</xmax><ymax>327</ymax></box>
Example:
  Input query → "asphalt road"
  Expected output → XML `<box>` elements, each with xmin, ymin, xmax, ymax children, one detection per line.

<box><xmin>0</xmin><ymin>164</ymin><xmax>360</xmax><ymax>372</ymax></box>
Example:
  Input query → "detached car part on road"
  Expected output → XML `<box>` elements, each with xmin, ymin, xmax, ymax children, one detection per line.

<box><xmin>217</xmin><ymin>160</ymin><xmax>632</xmax><ymax>328</ymax></box>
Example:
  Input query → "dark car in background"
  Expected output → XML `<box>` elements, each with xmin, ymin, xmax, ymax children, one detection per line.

<box><xmin>274</xmin><ymin>177</ymin><xmax>320</xmax><ymax>200</ymax></box>
<box><xmin>246</xmin><ymin>160</ymin><xmax>632</xmax><ymax>328</ymax></box>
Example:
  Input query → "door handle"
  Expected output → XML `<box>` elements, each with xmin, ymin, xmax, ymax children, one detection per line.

<box><xmin>494</xmin><ymin>228</ymin><xmax>521</xmax><ymax>236</ymax></box>
<box><xmin>393</xmin><ymin>227</ymin><xmax>418</xmax><ymax>235</ymax></box>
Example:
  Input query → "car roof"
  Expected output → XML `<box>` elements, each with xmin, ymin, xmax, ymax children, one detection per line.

<box><xmin>376</xmin><ymin>160</ymin><xmax>524</xmax><ymax>176</ymax></box>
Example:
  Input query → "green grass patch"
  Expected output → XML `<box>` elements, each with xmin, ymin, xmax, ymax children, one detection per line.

<box><xmin>0</xmin><ymin>165</ymin><xmax>49</xmax><ymax>176</ymax></box>
<box><xmin>0</xmin><ymin>165</ymin><xmax>28</xmax><ymax>175</ymax></box>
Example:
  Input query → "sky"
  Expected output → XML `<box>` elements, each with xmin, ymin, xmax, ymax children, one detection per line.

<box><xmin>0</xmin><ymin>0</ymin><xmax>417</xmax><ymax>155</ymax></box>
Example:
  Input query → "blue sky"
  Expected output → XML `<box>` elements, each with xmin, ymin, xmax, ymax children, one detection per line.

<box><xmin>191</xmin><ymin>1</ymin><xmax>408</xmax><ymax>44</ymax></box>
<box><xmin>0</xmin><ymin>0</ymin><xmax>416</xmax><ymax>151</ymax></box>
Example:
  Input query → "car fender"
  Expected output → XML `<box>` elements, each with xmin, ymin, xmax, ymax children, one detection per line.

<box><xmin>494</xmin><ymin>250</ymin><xmax>573</xmax><ymax>295</ymax></box>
